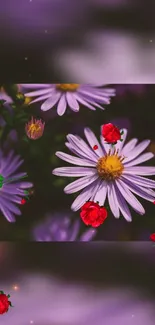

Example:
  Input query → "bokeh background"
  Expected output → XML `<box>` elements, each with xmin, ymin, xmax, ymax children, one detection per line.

<box><xmin>1</xmin><ymin>242</ymin><xmax>155</xmax><ymax>324</ymax></box>
<box><xmin>0</xmin><ymin>0</ymin><xmax>154</xmax><ymax>82</ymax></box>
<box><xmin>0</xmin><ymin>84</ymin><xmax>155</xmax><ymax>241</ymax></box>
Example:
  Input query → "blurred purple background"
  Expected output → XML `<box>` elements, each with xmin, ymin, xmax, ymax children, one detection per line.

<box><xmin>1</xmin><ymin>242</ymin><xmax>155</xmax><ymax>325</ymax></box>
<box><xmin>0</xmin><ymin>0</ymin><xmax>154</xmax><ymax>81</ymax></box>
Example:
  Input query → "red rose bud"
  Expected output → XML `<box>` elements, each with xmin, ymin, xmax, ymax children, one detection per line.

<box><xmin>150</xmin><ymin>233</ymin><xmax>155</xmax><ymax>241</ymax></box>
<box><xmin>80</xmin><ymin>201</ymin><xmax>108</xmax><ymax>228</ymax></box>
<box><xmin>0</xmin><ymin>293</ymin><xmax>12</xmax><ymax>314</ymax></box>
<box><xmin>93</xmin><ymin>145</ymin><xmax>98</xmax><ymax>150</ymax></box>
<box><xmin>102</xmin><ymin>123</ymin><xmax>121</xmax><ymax>144</ymax></box>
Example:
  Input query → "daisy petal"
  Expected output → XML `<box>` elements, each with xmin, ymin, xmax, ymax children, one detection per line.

<box><xmin>55</xmin><ymin>151</ymin><xmax>96</xmax><ymax>167</ymax></box>
<box><xmin>121</xmin><ymin>138</ymin><xmax>138</xmax><ymax>155</ymax></box>
<box><xmin>41</xmin><ymin>92</ymin><xmax>61</xmax><ymax>111</ymax></box>
<box><xmin>84</xmin><ymin>127</ymin><xmax>105</xmax><ymax>157</ymax></box>
<box><xmin>115</xmin><ymin>179</ymin><xmax>145</xmax><ymax>215</ymax></box>
<box><xmin>19</xmin><ymin>182</ymin><xmax>33</xmax><ymax>188</ymax></box>
<box><xmin>25</xmin><ymin>88</ymin><xmax>54</xmax><ymax>97</ymax></box>
<box><xmin>0</xmin><ymin>197</ymin><xmax>21</xmax><ymax>215</ymax></box>
<box><xmin>75</xmin><ymin>93</ymin><xmax>96</xmax><ymax>110</ymax></box>
<box><xmin>29</xmin><ymin>93</ymin><xmax>52</xmax><ymax>104</ymax></box>
<box><xmin>107</xmin><ymin>183</ymin><xmax>120</xmax><ymax>218</ymax></box>
<box><xmin>114</xmin><ymin>185</ymin><xmax>132</xmax><ymax>222</ymax></box>
<box><xmin>124</xmin><ymin>152</ymin><xmax>154</xmax><ymax>167</ymax></box>
<box><xmin>114</xmin><ymin>129</ymin><xmax>127</xmax><ymax>152</ymax></box>
<box><xmin>81</xmin><ymin>95</ymin><xmax>105</xmax><ymax>110</ymax></box>
<box><xmin>66</xmin><ymin>92</ymin><xmax>79</xmax><ymax>112</ymax></box>
<box><xmin>0</xmin><ymin>192</ymin><xmax>22</xmax><ymax>204</ymax></box>
<box><xmin>65</xmin><ymin>142</ymin><xmax>96</xmax><ymax>163</ymax></box>
<box><xmin>2</xmin><ymin>184</ymin><xmax>25</xmax><ymax>195</ymax></box>
<box><xmin>121</xmin><ymin>174</ymin><xmax>155</xmax><ymax>188</ymax></box>
<box><xmin>3</xmin><ymin>158</ymin><xmax>24</xmax><ymax>177</ymax></box>
<box><xmin>57</xmin><ymin>94</ymin><xmax>67</xmax><ymax>116</ymax></box>
<box><xmin>52</xmin><ymin>167</ymin><xmax>97</xmax><ymax>177</ymax></box>
<box><xmin>64</xmin><ymin>174</ymin><xmax>99</xmax><ymax>194</ymax></box>
<box><xmin>120</xmin><ymin>177</ymin><xmax>155</xmax><ymax>202</ymax></box>
<box><xmin>93</xmin><ymin>180</ymin><xmax>107</xmax><ymax>206</ymax></box>
<box><xmin>67</xmin><ymin>134</ymin><xmax>98</xmax><ymax>162</ymax></box>
<box><xmin>100</xmin><ymin>135</ymin><xmax>115</xmax><ymax>154</ymax></box>
<box><xmin>0</xmin><ymin>203</ymin><xmax>16</xmax><ymax>222</ymax></box>
<box><xmin>124</xmin><ymin>166</ymin><xmax>155</xmax><ymax>176</ymax></box>
<box><xmin>123</xmin><ymin>140</ymin><xmax>151</xmax><ymax>163</ymax></box>
<box><xmin>78</xmin><ymin>88</ymin><xmax>111</xmax><ymax>103</ymax></box>
<box><xmin>71</xmin><ymin>179</ymin><xmax>100</xmax><ymax>211</ymax></box>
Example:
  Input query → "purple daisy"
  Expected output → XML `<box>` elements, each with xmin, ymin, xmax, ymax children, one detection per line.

<box><xmin>0</xmin><ymin>150</ymin><xmax>33</xmax><ymax>222</ymax></box>
<box><xmin>22</xmin><ymin>84</ymin><xmax>115</xmax><ymax>116</ymax></box>
<box><xmin>32</xmin><ymin>212</ymin><xmax>97</xmax><ymax>242</ymax></box>
<box><xmin>52</xmin><ymin>127</ymin><xmax>155</xmax><ymax>222</ymax></box>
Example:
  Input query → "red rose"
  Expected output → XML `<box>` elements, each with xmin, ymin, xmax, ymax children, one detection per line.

<box><xmin>102</xmin><ymin>123</ymin><xmax>121</xmax><ymax>144</ymax></box>
<box><xmin>150</xmin><ymin>233</ymin><xmax>155</xmax><ymax>242</ymax></box>
<box><xmin>80</xmin><ymin>201</ymin><xmax>108</xmax><ymax>228</ymax></box>
<box><xmin>0</xmin><ymin>294</ymin><xmax>11</xmax><ymax>314</ymax></box>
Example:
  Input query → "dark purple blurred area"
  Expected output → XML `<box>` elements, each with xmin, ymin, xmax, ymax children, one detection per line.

<box><xmin>1</xmin><ymin>242</ymin><xmax>155</xmax><ymax>325</ymax></box>
<box><xmin>0</xmin><ymin>0</ymin><xmax>154</xmax><ymax>81</ymax></box>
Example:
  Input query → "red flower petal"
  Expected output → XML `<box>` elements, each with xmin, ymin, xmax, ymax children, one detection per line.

<box><xmin>101</xmin><ymin>123</ymin><xmax>121</xmax><ymax>144</ymax></box>
<box><xmin>150</xmin><ymin>233</ymin><xmax>155</xmax><ymax>241</ymax></box>
<box><xmin>80</xmin><ymin>201</ymin><xmax>108</xmax><ymax>228</ymax></box>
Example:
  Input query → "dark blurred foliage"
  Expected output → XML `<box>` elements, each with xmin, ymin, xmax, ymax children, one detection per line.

<box><xmin>0</xmin><ymin>84</ymin><xmax>155</xmax><ymax>241</ymax></box>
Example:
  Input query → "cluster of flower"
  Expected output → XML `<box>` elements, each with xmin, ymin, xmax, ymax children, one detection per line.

<box><xmin>0</xmin><ymin>84</ymin><xmax>155</xmax><ymax>241</ymax></box>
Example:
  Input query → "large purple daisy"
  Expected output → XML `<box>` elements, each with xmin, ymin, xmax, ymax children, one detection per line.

<box><xmin>32</xmin><ymin>212</ymin><xmax>97</xmax><ymax>242</ymax></box>
<box><xmin>22</xmin><ymin>84</ymin><xmax>115</xmax><ymax>116</ymax></box>
<box><xmin>0</xmin><ymin>150</ymin><xmax>33</xmax><ymax>222</ymax></box>
<box><xmin>52</xmin><ymin>127</ymin><xmax>155</xmax><ymax>221</ymax></box>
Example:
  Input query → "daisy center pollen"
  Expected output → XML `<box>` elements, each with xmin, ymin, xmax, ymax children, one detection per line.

<box><xmin>28</xmin><ymin>123</ymin><xmax>42</xmax><ymax>134</ymax></box>
<box><xmin>56</xmin><ymin>84</ymin><xmax>79</xmax><ymax>91</ymax></box>
<box><xmin>97</xmin><ymin>150</ymin><xmax>124</xmax><ymax>180</ymax></box>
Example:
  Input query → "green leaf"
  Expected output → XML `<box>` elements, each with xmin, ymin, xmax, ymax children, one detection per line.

<box><xmin>3</xmin><ymin>84</ymin><xmax>18</xmax><ymax>98</ymax></box>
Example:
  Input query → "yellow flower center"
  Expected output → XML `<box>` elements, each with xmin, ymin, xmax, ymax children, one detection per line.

<box><xmin>97</xmin><ymin>149</ymin><xmax>124</xmax><ymax>180</ymax></box>
<box><xmin>56</xmin><ymin>84</ymin><xmax>79</xmax><ymax>91</ymax></box>
<box><xmin>28</xmin><ymin>123</ymin><xmax>42</xmax><ymax>134</ymax></box>
<box><xmin>24</xmin><ymin>97</ymin><xmax>31</xmax><ymax>105</ymax></box>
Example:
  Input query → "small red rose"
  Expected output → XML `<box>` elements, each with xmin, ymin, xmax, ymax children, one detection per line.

<box><xmin>150</xmin><ymin>233</ymin><xmax>155</xmax><ymax>242</ymax></box>
<box><xmin>80</xmin><ymin>201</ymin><xmax>108</xmax><ymax>228</ymax></box>
<box><xmin>0</xmin><ymin>292</ymin><xmax>12</xmax><ymax>315</ymax></box>
<box><xmin>101</xmin><ymin>123</ymin><xmax>122</xmax><ymax>144</ymax></box>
